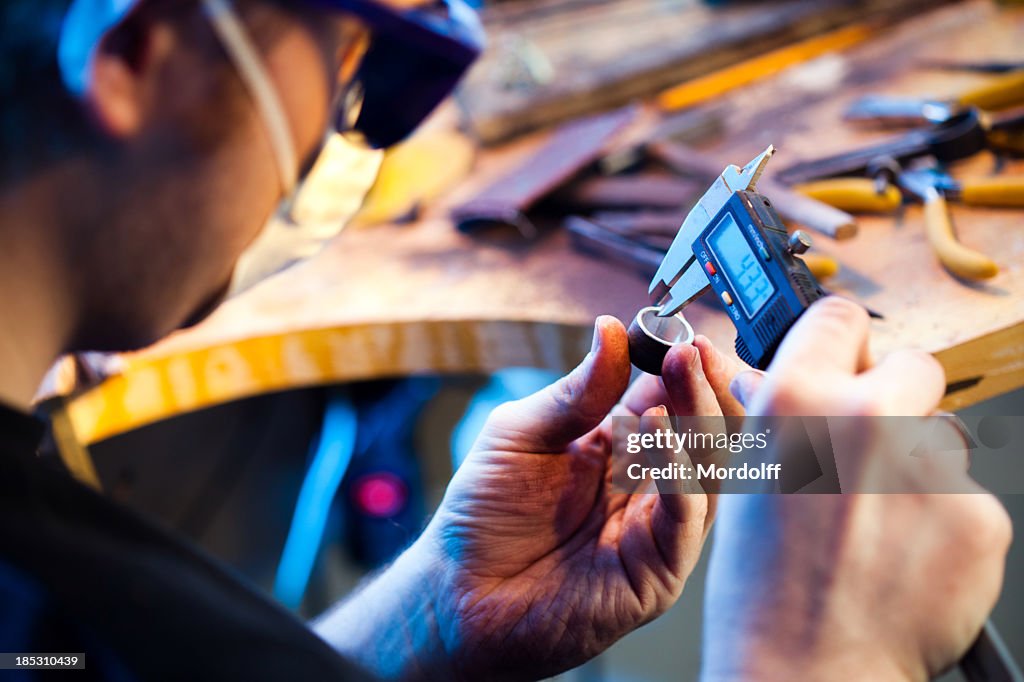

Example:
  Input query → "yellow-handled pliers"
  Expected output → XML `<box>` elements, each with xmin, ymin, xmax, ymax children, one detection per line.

<box><xmin>899</xmin><ymin>168</ymin><xmax>1024</xmax><ymax>280</ymax></box>
<box><xmin>795</xmin><ymin>174</ymin><xmax>1024</xmax><ymax>212</ymax></box>
<box><xmin>793</xmin><ymin>178</ymin><xmax>902</xmax><ymax>214</ymax></box>
<box><xmin>795</xmin><ymin>171</ymin><xmax>1024</xmax><ymax>280</ymax></box>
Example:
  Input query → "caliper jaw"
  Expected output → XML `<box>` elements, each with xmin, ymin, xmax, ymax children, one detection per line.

<box><xmin>648</xmin><ymin>145</ymin><xmax>776</xmax><ymax>316</ymax></box>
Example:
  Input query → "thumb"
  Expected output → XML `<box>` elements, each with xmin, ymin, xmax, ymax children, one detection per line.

<box><xmin>729</xmin><ymin>369</ymin><xmax>767</xmax><ymax>409</ymax></box>
<box><xmin>481</xmin><ymin>316</ymin><xmax>631</xmax><ymax>454</ymax></box>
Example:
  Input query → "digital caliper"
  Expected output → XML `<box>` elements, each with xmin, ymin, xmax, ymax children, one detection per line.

<box><xmin>629</xmin><ymin>146</ymin><xmax>826</xmax><ymax>373</ymax></box>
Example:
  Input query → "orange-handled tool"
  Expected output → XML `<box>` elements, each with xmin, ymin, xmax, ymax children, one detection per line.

<box><xmin>921</xmin><ymin>192</ymin><xmax>999</xmax><ymax>280</ymax></box>
<box><xmin>953</xmin><ymin>175</ymin><xmax>1024</xmax><ymax>207</ymax></box>
<box><xmin>899</xmin><ymin>169</ymin><xmax>1002</xmax><ymax>280</ymax></box>
<box><xmin>799</xmin><ymin>173</ymin><xmax>1024</xmax><ymax>211</ymax></box>
<box><xmin>957</xmin><ymin>69</ymin><xmax>1024</xmax><ymax>111</ymax></box>
<box><xmin>794</xmin><ymin>178</ymin><xmax>902</xmax><ymax>213</ymax></box>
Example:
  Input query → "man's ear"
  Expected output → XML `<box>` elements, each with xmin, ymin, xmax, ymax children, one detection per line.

<box><xmin>84</xmin><ymin>11</ymin><xmax>177</xmax><ymax>138</ymax></box>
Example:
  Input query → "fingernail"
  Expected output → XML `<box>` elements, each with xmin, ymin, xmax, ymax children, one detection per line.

<box><xmin>730</xmin><ymin>369</ymin><xmax>767</xmax><ymax>405</ymax></box>
<box><xmin>655</xmin><ymin>404</ymin><xmax>668</xmax><ymax>417</ymax></box>
<box><xmin>934</xmin><ymin>410</ymin><xmax>972</xmax><ymax>444</ymax></box>
<box><xmin>591</xmin><ymin>317</ymin><xmax>604</xmax><ymax>354</ymax></box>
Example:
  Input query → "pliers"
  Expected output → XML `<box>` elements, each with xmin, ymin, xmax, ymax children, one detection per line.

<box><xmin>794</xmin><ymin>166</ymin><xmax>1024</xmax><ymax>280</ymax></box>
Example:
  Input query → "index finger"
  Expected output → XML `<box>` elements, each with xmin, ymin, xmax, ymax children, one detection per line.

<box><xmin>767</xmin><ymin>296</ymin><xmax>872</xmax><ymax>379</ymax></box>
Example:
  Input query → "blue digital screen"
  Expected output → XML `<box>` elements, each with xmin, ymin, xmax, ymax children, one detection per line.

<box><xmin>707</xmin><ymin>214</ymin><xmax>774</xmax><ymax>317</ymax></box>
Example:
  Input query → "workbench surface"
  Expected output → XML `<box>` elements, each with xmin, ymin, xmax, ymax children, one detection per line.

<box><xmin>64</xmin><ymin>0</ymin><xmax>1024</xmax><ymax>447</ymax></box>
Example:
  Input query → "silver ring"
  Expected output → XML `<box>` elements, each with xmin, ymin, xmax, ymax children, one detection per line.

<box><xmin>628</xmin><ymin>306</ymin><xmax>695</xmax><ymax>375</ymax></box>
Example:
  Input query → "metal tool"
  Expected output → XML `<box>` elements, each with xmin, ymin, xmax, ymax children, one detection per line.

<box><xmin>776</xmin><ymin>110</ymin><xmax>988</xmax><ymax>186</ymax></box>
<box><xmin>794</xmin><ymin>160</ymin><xmax>1024</xmax><ymax>280</ymax></box>
<box><xmin>800</xmin><ymin>168</ymin><xmax>1024</xmax><ymax>212</ymax></box>
<box><xmin>451</xmin><ymin>106</ymin><xmax>637</xmax><ymax>236</ymax></box>
<box><xmin>843</xmin><ymin>99</ymin><xmax>1024</xmax><ymax>157</ymax></box>
<box><xmin>639</xmin><ymin>156</ymin><xmax>1023</xmax><ymax>682</ymax></box>
<box><xmin>898</xmin><ymin>166</ymin><xmax>999</xmax><ymax>280</ymax></box>
<box><xmin>567</xmin><ymin>215</ymin><xmax>665</xmax><ymax>277</ymax></box>
<box><xmin>906</xmin><ymin>167</ymin><xmax>1024</xmax><ymax>207</ymax></box>
<box><xmin>643</xmin><ymin>146</ymin><xmax>825</xmax><ymax>370</ymax></box>
<box><xmin>845</xmin><ymin>69</ymin><xmax>1024</xmax><ymax>126</ymax></box>
<box><xmin>918</xmin><ymin>58</ymin><xmax>1024</xmax><ymax>74</ymax></box>
<box><xmin>845</xmin><ymin>95</ymin><xmax>964</xmax><ymax>127</ymax></box>
<box><xmin>985</xmin><ymin>107</ymin><xmax>1024</xmax><ymax>155</ymax></box>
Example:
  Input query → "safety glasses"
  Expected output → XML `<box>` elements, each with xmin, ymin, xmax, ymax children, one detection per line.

<box><xmin>60</xmin><ymin>0</ymin><xmax>483</xmax><ymax>293</ymax></box>
<box><xmin>309</xmin><ymin>0</ymin><xmax>486</xmax><ymax>149</ymax></box>
<box><xmin>202</xmin><ymin>0</ymin><xmax>483</xmax><ymax>193</ymax></box>
<box><xmin>202</xmin><ymin>0</ymin><xmax>484</xmax><ymax>294</ymax></box>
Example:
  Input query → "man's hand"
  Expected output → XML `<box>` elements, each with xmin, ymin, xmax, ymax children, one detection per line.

<box><xmin>418</xmin><ymin>317</ymin><xmax>744</xmax><ymax>680</ymax></box>
<box><xmin>701</xmin><ymin>297</ymin><xmax>1013</xmax><ymax>682</ymax></box>
<box><xmin>317</xmin><ymin>315</ymin><xmax>745</xmax><ymax>680</ymax></box>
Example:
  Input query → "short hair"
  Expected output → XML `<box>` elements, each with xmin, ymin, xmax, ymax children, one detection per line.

<box><xmin>0</xmin><ymin>0</ymin><xmax>305</xmax><ymax>187</ymax></box>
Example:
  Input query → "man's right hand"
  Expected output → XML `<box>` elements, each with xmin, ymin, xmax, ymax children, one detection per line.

<box><xmin>700</xmin><ymin>297</ymin><xmax>1013</xmax><ymax>681</ymax></box>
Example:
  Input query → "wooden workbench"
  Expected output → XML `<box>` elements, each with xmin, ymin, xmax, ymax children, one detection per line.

<box><xmin>61</xmin><ymin>0</ymin><xmax>1024</xmax><ymax>453</ymax></box>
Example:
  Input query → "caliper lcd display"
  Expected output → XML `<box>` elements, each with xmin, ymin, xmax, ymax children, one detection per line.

<box><xmin>707</xmin><ymin>213</ymin><xmax>775</xmax><ymax>317</ymax></box>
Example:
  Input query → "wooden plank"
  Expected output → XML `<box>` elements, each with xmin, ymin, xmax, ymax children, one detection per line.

<box><xmin>935</xmin><ymin>323</ymin><xmax>1024</xmax><ymax>411</ymax></box>
<box><xmin>459</xmin><ymin>0</ymin><xmax>955</xmax><ymax>143</ymax></box>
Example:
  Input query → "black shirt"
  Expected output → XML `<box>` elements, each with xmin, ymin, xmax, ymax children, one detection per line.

<box><xmin>0</xmin><ymin>403</ymin><xmax>371</xmax><ymax>680</ymax></box>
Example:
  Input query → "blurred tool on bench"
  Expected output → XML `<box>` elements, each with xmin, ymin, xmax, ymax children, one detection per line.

<box><xmin>797</xmin><ymin>160</ymin><xmax>1024</xmax><ymax>280</ymax></box>
<box><xmin>451</xmin><ymin>107</ymin><xmax>639</xmax><ymax>236</ymax></box>
<box><xmin>779</xmin><ymin>104</ymin><xmax>1024</xmax><ymax>281</ymax></box>
<box><xmin>917</xmin><ymin>58</ymin><xmax>1024</xmax><ymax>74</ymax></box>
<box><xmin>841</xmin><ymin>60</ymin><xmax>1024</xmax><ymax>162</ymax></box>
<box><xmin>777</xmin><ymin>109</ymin><xmax>992</xmax><ymax>184</ymax></box>
<box><xmin>845</xmin><ymin>64</ymin><xmax>1024</xmax><ymax>127</ymax></box>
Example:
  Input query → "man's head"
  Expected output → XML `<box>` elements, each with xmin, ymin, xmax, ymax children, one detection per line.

<box><xmin>3</xmin><ymin>0</ymin><xmax>373</xmax><ymax>351</ymax></box>
<box><xmin>1</xmin><ymin>0</ymin><xmax>480</xmax><ymax>354</ymax></box>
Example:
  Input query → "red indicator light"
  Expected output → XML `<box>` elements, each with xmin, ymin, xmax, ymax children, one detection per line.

<box><xmin>353</xmin><ymin>472</ymin><xmax>407</xmax><ymax>518</ymax></box>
